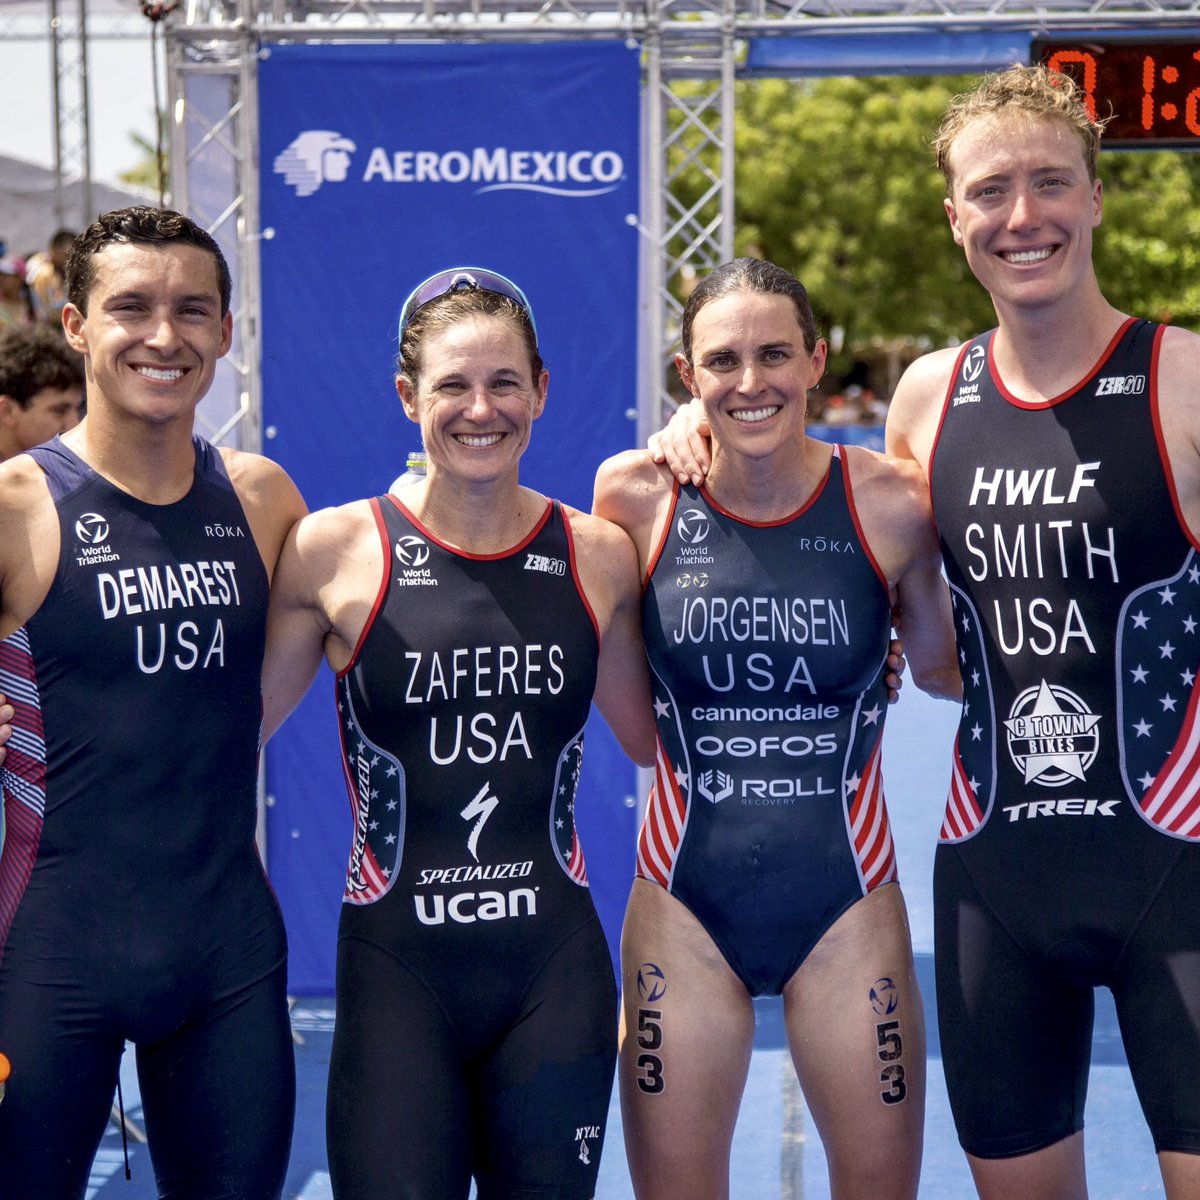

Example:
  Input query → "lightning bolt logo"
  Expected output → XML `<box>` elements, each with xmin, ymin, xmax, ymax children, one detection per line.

<box><xmin>461</xmin><ymin>783</ymin><xmax>500</xmax><ymax>862</ymax></box>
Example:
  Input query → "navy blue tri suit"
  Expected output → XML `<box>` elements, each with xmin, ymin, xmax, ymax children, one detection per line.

<box><xmin>326</xmin><ymin>494</ymin><xmax>616</xmax><ymax>1200</ymax></box>
<box><xmin>0</xmin><ymin>435</ymin><xmax>293</xmax><ymax>1198</ymax></box>
<box><xmin>638</xmin><ymin>445</ymin><xmax>898</xmax><ymax>996</ymax></box>
<box><xmin>930</xmin><ymin>318</ymin><xmax>1200</xmax><ymax>1158</ymax></box>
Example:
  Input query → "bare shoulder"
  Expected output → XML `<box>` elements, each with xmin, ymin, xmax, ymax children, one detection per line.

<box><xmin>1158</xmin><ymin>326</ymin><xmax>1200</xmax><ymax>434</ymax></box>
<box><xmin>844</xmin><ymin>446</ymin><xmax>936</xmax><ymax>559</ymax></box>
<box><xmin>561</xmin><ymin>503</ymin><xmax>639</xmax><ymax>566</ymax></box>
<box><xmin>292</xmin><ymin>498</ymin><xmax>377</xmax><ymax>559</ymax></box>
<box><xmin>593</xmin><ymin>449</ymin><xmax>672</xmax><ymax>520</ymax></box>
<box><xmin>0</xmin><ymin>455</ymin><xmax>60</xmax><ymax>628</ymax></box>
<box><xmin>219</xmin><ymin>446</ymin><xmax>308</xmax><ymax>577</ymax></box>
<box><xmin>885</xmin><ymin>344</ymin><xmax>962</xmax><ymax>466</ymax></box>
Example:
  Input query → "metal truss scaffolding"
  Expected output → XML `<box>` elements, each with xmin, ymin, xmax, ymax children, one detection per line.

<box><xmin>163</xmin><ymin>0</ymin><xmax>1200</xmax><ymax>449</ymax></box>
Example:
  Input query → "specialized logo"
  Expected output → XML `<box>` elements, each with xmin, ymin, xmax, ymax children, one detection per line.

<box><xmin>961</xmin><ymin>343</ymin><xmax>987</xmax><ymax>383</ymax></box>
<box><xmin>1004</xmin><ymin>680</ymin><xmax>1101</xmax><ymax>786</ymax></box>
<box><xmin>461</xmin><ymin>782</ymin><xmax>499</xmax><ymax>862</ymax></box>
<box><xmin>675</xmin><ymin>572</ymin><xmax>709</xmax><ymax>589</ymax></box>
<box><xmin>676</xmin><ymin>508</ymin><xmax>709</xmax><ymax>546</ymax></box>
<box><xmin>524</xmin><ymin>553</ymin><xmax>566</xmax><ymax>576</ymax></box>
<box><xmin>697</xmin><ymin>768</ymin><xmax>733</xmax><ymax>804</ymax></box>
<box><xmin>870</xmin><ymin>977</ymin><xmax>899</xmax><ymax>1017</ymax></box>
<box><xmin>75</xmin><ymin>513</ymin><xmax>110</xmax><ymax>544</ymax></box>
<box><xmin>637</xmin><ymin>962</ymin><xmax>667</xmax><ymax>1003</ymax></box>
<box><xmin>274</xmin><ymin>131</ymin><xmax>356</xmax><ymax>197</ymax></box>
<box><xmin>394</xmin><ymin>536</ymin><xmax>431</xmax><ymax>568</ymax></box>
<box><xmin>1096</xmin><ymin>373</ymin><xmax>1146</xmax><ymax>396</ymax></box>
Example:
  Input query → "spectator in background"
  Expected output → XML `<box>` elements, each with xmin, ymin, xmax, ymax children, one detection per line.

<box><xmin>0</xmin><ymin>325</ymin><xmax>85</xmax><ymax>460</ymax></box>
<box><xmin>25</xmin><ymin>229</ymin><xmax>76</xmax><ymax>327</ymax></box>
<box><xmin>0</xmin><ymin>259</ymin><xmax>33</xmax><ymax>329</ymax></box>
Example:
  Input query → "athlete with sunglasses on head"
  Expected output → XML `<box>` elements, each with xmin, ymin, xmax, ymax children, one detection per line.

<box><xmin>262</xmin><ymin>267</ymin><xmax>655</xmax><ymax>1199</ymax></box>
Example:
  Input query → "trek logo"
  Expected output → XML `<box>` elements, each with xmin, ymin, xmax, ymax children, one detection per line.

<box><xmin>461</xmin><ymin>782</ymin><xmax>499</xmax><ymax>862</ymax></box>
<box><xmin>1004</xmin><ymin>680</ymin><xmax>1101</xmax><ymax>787</ymax></box>
<box><xmin>273</xmin><ymin>131</ymin><xmax>356</xmax><ymax>197</ymax></box>
<box><xmin>961</xmin><ymin>344</ymin><xmax>987</xmax><ymax>383</ymax></box>
<box><xmin>394</xmin><ymin>536</ymin><xmax>431</xmax><ymax>568</ymax></box>
<box><xmin>697</xmin><ymin>769</ymin><xmax>733</xmax><ymax>804</ymax></box>
<box><xmin>1004</xmin><ymin>797</ymin><xmax>1120</xmax><ymax>822</ymax></box>
<box><xmin>75</xmin><ymin>513</ymin><xmax>110</xmax><ymax>544</ymax></box>
<box><xmin>676</xmin><ymin>509</ymin><xmax>709</xmax><ymax>546</ymax></box>
<box><xmin>1095</xmin><ymin>374</ymin><xmax>1146</xmax><ymax>396</ymax></box>
<box><xmin>524</xmin><ymin>553</ymin><xmax>566</xmax><ymax>576</ymax></box>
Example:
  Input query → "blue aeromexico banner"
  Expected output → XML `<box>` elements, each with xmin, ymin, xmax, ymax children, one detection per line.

<box><xmin>257</xmin><ymin>42</ymin><xmax>642</xmax><ymax>992</ymax></box>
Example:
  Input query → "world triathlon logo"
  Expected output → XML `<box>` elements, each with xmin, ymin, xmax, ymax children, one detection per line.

<box><xmin>394</xmin><ymin>536</ymin><xmax>431</xmax><ymax>568</ymax></box>
<box><xmin>273</xmin><ymin>131</ymin><xmax>357</xmax><ymax>197</ymax></box>
<box><xmin>75</xmin><ymin>513</ymin><xmax>110</xmax><ymax>544</ymax></box>
<box><xmin>1003</xmin><ymin>680</ymin><xmax>1101</xmax><ymax>787</ymax></box>
<box><xmin>676</xmin><ymin>508</ymin><xmax>709</xmax><ymax>546</ymax></box>
<box><xmin>961</xmin><ymin>344</ymin><xmax>987</xmax><ymax>383</ymax></box>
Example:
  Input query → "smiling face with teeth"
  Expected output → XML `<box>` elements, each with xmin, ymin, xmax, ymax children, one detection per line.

<box><xmin>397</xmin><ymin>312</ymin><xmax>548</xmax><ymax>488</ymax></box>
<box><xmin>62</xmin><ymin>241</ymin><xmax>232</xmax><ymax>430</ymax></box>
<box><xmin>943</xmin><ymin>112</ymin><xmax>1103</xmax><ymax>320</ymax></box>
<box><xmin>675</xmin><ymin>289</ymin><xmax>827</xmax><ymax>469</ymax></box>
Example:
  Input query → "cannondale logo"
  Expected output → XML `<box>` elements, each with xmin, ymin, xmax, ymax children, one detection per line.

<box><xmin>676</xmin><ymin>508</ymin><xmax>709</xmax><ymax>546</ymax></box>
<box><xmin>274</xmin><ymin>131</ymin><xmax>357</xmax><ymax>197</ymax></box>
<box><xmin>75</xmin><ymin>513</ymin><xmax>110</xmax><ymax>544</ymax></box>
<box><xmin>394</xmin><ymin>536</ymin><xmax>431</xmax><ymax>568</ymax></box>
<box><xmin>962</xmin><ymin>344</ymin><xmax>987</xmax><ymax>383</ymax></box>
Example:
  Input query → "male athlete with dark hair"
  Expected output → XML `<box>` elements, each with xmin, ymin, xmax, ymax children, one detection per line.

<box><xmin>0</xmin><ymin>206</ymin><xmax>306</xmax><ymax>1197</ymax></box>
<box><xmin>0</xmin><ymin>324</ymin><xmax>84</xmax><ymax>460</ymax></box>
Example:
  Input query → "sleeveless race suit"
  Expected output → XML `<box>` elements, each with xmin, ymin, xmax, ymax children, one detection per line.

<box><xmin>639</xmin><ymin>446</ymin><xmax>897</xmax><ymax>995</ymax></box>
<box><xmin>0</xmin><ymin>435</ymin><xmax>293</xmax><ymax>1198</ymax></box>
<box><xmin>930</xmin><ymin>319</ymin><xmax>1200</xmax><ymax>1157</ymax></box>
<box><xmin>326</xmin><ymin>494</ymin><xmax>616</xmax><ymax>1199</ymax></box>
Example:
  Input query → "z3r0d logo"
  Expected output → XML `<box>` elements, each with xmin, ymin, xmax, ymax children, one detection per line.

<box><xmin>1003</xmin><ymin>680</ymin><xmax>1101</xmax><ymax>787</ymax></box>
<box><xmin>274</xmin><ymin>131</ymin><xmax>356</xmax><ymax>197</ymax></box>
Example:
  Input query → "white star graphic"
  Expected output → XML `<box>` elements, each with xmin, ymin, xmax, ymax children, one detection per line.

<box><xmin>1185</xmin><ymin>616</ymin><xmax>1198</xmax><ymax>635</ymax></box>
<box><xmin>1183</xmin><ymin>669</ymin><xmax>1197</xmax><ymax>687</ymax></box>
<box><xmin>971</xmin><ymin>669</ymin><xmax>981</xmax><ymax>688</ymax></box>
<box><xmin>385</xmin><ymin>833</ymin><xmax>396</xmax><ymax>845</ymax></box>
<box><xmin>970</xmin><ymin>723</ymin><xmax>983</xmax><ymax>741</ymax></box>
<box><xmin>845</xmin><ymin>772</ymin><xmax>862</xmax><ymax>794</ymax></box>
<box><xmin>556</xmin><ymin>818</ymin><xmax>564</xmax><ymax>829</ymax></box>
<box><xmin>653</xmin><ymin>697</ymin><xmax>671</xmax><ymax>719</ymax></box>
<box><xmin>969</xmin><ymin>777</ymin><xmax>980</xmax><ymax>793</ymax></box>
<box><xmin>1189</xmin><ymin>564</ymin><xmax>1200</xmax><ymax>585</ymax></box>
<box><xmin>386</xmin><ymin>765</ymin><xmax>398</xmax><ymax>777</ymax></box>
<box><xmin>861</xmin><ymin>705</ymin><xmax>882</xmax><ymax>727</ymax></box>
<box><xmin>1133</xmin><ymin>719</ymin><xmax>1153</xmax><ymax>737</ymax></box>
<box><xmin>1138</xmin><ymin>773</ymin><xmax>1156</xmax><ymax>790</ymax></box>
<box><xmin>1160</xmin><ymin>641</ymin><xmax>1176</xmax><ymax>660</ymax></box>
<box><xmin>961</xmin><ymin>613</ymin><xmax>971</xmax><ymax>633</ymax></box>
<box><xmin>1003</xmin><ymin>680</ymin><xmax>1100</xmax><ymax>783</ymax></box>
<box><xmin>1131</xmin><ymin>665</ymin><xmax>1148</xmax><ymax>683</ymax></box>
<box><xmin>675</xmin><ymin>768</ymin><xmax>689</xmax><ymax>790</ymax></box>
<box><xmin>1159</xmin><ymin>586</ymin><xmax>1177</xmax><ymax>606</ymax></box>
<box><xmin>387</xmin><ymin>799</ymin><xmax>398</xmax><ymax>811</ymax></box>
<box><xmin>1160</xmin><ymin>695</ymin><xmax>1178</xmax><ymax>712</ymax></box>
<box><xmin>1132</xmin><ymin>611</ymin><xmax>1150</xmax><ymax>629</ymax></box>
<box><xmin>368</xmin><ymin>820</ymin><xmax>378</xmax><ymax>831</ymax></box>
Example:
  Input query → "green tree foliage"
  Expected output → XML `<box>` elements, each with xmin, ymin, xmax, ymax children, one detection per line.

<box><xmin>731</xmin><ymin>74</ymin><xmax>1200</xmax><ymax>364</ymax></box>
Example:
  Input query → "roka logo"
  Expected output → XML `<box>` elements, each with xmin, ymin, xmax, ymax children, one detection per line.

<box><xmin>75</xmin><ymin>513</ymin><xmax>109</xmax><ymax>544</ymax></box>
<box><xmin>274</xmin><ymin>131</ymin><xmax>356</xmax><ymax>197</ymax></box>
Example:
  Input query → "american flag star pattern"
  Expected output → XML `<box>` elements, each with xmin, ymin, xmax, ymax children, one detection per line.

<box><xmin>0</xmin><ymin>629</ymin><xmax>46</xmax><ymax>954</ymax></box>
<box><xmin>1117</xmin><ymin>550</ymin><xmax>1200</xmax><ymax>837</ymax></box>
<box><xmin>338</xmin><ymin>693</ymin><xmax>406</xmax><ymax>905</ymax></box>
<box><xmin>636</xmin><ymin>667</ymin><xmax>691</xmax><ymax>888</ymax></box>
<box><xmin>550</xmin><ymin>730</ymin><xmax>589</xmax><ymax>885</ymax></box>
<box><xmin>940</xmin><ymin>583</ymin><xmax>998</xmax><ymax>842</ymax></box>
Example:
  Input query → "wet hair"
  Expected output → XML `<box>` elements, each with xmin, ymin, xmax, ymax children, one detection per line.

<box><xmin>65</xmin><ymin>207</ymin><xmax>232</xmax><ymax>316</ymax></box>
<box><xmin>679</xmin><ymin>257</ymin><xmax>820</xmax><ymax>362</ymax></box>
<box><xmin>396</xmin><ymin>287</ymin><xmax>543</xmax><ymax>388</ymax></box>
<box><xmin>934</xmin><ymin>63</ymin><xmax>1107</xmax><ymax>191</ymax></box>
<box><xmin>0</xmin><ymin>325</ymin><xmax>84</xmax><ymax>406</ymax></box>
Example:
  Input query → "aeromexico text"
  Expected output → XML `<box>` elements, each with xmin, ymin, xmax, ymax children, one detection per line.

<box><xmin>359</xmin><ymin>146</ymin><xmax>624</xmax><ymax>186</ymax></box>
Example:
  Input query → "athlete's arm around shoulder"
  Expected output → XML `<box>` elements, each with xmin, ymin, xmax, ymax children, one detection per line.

<box><xmin>592</xmin><ymin>447</ymin><xmax>677</xmax><ymax>575</ymax></box>
<box><xmin>846</xmin><ymin>449</ymin><xmax>961</xmax><ymax>703</ymax></box>
<box><xmin>883</xmin><ymin>345</ymin><xmax>962</xmax><ymax>475</ymax></box>
<box><xmin>1157</xmin><ymin>325</ymin><xmax>1200</xmax><ymax>543</ymax></box>
<box><xmin>218</xmin><ymin>447</ymin><xmax>308</xmax><ymax>581</ymax></box>
<box><xmin>0</xmin><ymin>454</ymin><xmax>64</xmax><ymax>638</ymax></box>
<box><xmin>563</xmin><ymin>498</ymin><xmax>656</xmax><ymax>769</ymax></box>
<box><xmin>261</xmin><ymin>498</ymin><xmax>380</xmax><ymax>741</ymax></box>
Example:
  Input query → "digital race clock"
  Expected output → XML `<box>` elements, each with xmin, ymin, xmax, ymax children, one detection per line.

<box><xmin>1033</xmin><ymin>35</ymin><xmax>1200</xmax><ymax>146</ymax></box>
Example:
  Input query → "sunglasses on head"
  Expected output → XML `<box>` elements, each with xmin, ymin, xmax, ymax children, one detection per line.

<box><xmin>397</xmin><ymin>268</ymin><xmax>537</xmax><ymax>341</ymax></box>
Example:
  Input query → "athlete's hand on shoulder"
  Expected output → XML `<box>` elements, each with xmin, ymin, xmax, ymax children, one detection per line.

<box><xmin>648</xmin><ymin>398</ymin><xmax>711</xmax><ymax>486</ymax></box>
<box><xmin>0</xmin><ymin>696</ymin><xmax>14</xmax><ymax>767</ymax></box>
<box><xmin>885</xmin><ymin>638</ymin><xmax>906</xmax><ymax>705</ymax></box>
